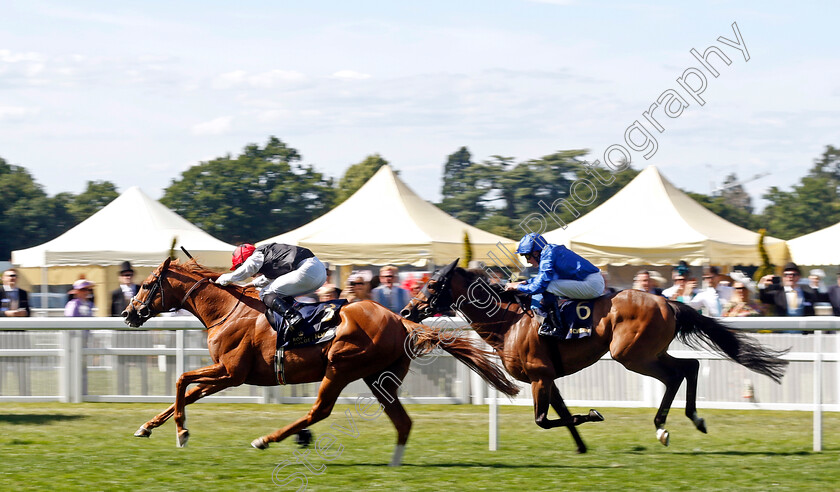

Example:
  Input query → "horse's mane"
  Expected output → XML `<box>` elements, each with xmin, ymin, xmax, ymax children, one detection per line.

<box><xmin>455</xmin><ymin>266</ymin><xmax>527</xmax><ymax>305</ymax></box>
<box><xmin>170</xmin><ymin>259</ymin><xmax>260</xmax><ymax>298</ymax></box>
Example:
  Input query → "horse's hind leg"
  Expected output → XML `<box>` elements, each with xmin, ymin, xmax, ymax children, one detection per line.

<box><xmin>620</xmin><ymin>354</ymin><xmax>685</xmax><ymax>446</ymax></box>
<box><xmin>252</xmin><ymin>369</ymin><xmax>349</xmax><ymax>449</ymax></box>
<box><xmin>363</xmin><ymin>358</ymin><xmax>412</xmax><ymax>466</ymax></box>
<box><xmin>135</xmin><ymin>382</ymin><xmax>231</xmax><ymax>438</ymax></box>
<box><xmin>680</xmin><ymin>357</ymin><xmax>706</xmax><ymax>433</ymax></box>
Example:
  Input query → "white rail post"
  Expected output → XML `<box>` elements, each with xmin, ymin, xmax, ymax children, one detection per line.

<box><xmin>813</xmin><ymin>329</ymin><xmax>823</xmax><ymax>452</ymax></box>
<box><xmin>70</xmin><ymin>330</ymin><xmax>83</xmax><ymax>403</ymax></box>
<box><xmin>176</xmin><ymin>329</ymin><xmax>185</xmax><ymax>377</ymax></box>
<box><xmin>489</xmin><ymin>383</ymin><xmax>498</xmax><ymax>451</ymax></box>
<box><xmin>457</xmin><ymin>359</ymin><xmax>470</xmax><ymax>404</ymax></box>
<box><xmin>60</xmin><ymin>330</ymin><xmax>71</xmax><ymax>403</ymax></box>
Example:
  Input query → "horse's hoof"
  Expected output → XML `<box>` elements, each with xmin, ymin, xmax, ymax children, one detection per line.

<box><xmin>134</xmin><ymin>425</ymin><xmax>151</xmax><ymax>438</ymax></box>
<box><xmin>177</xmin><ymin>429</ymin><xmax>190</xmax><ymax>448</ymax></box>
<box><xmin>575</xmin><ymin>446</ymin><xmax>587</xmax><ymax>454</ymax></box>
<box><xmin>656</xmin><ymin>428</ymin><xmax>670</xmax><ymax>446</ymax></box>
<box><xmin>695</xmin><ymin>418</ymin><xmax>707</xmax><ymax>434</ymax></box>
<box><xmin>295</xmin><ymin>429</ymin><xmax>313</xmax><ymax>448</ymax></box>
<box><xmin>251</xmin><ymin>437</ymin><xmax>269</xmax><ymax>450</ymax></box>
<box><xmin>588</xmin><ymin>409</ymin><xmax>605</xmax><ymax>422</ymax></box>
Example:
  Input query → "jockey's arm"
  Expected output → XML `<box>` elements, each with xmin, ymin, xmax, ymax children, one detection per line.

<box><xmin>216</xmin><ymin>251</ymin><xmax>265</xmax><ymax>285</ymax></box>
<box><xmin>516</xmin><ymin>249</ymin><xmax>555</xmax><ymax>295</ymax></box>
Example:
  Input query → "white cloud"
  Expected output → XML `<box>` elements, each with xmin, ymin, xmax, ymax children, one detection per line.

<box><xmin>331</xmin><ymin>70</ymin><xmax>371</xmax><ymax>80</ymax></box>
<box><xmin>0</xmin><ymin>106</ymin><xmax>39</xmax><ymax>120</ymax></box>
<box><xmin>0</xmin><ymin>49</ymin><xmax>45</xmax><ymax>63</ymax></box>
<box><xmin>191</xmin><ymin>116</ymin><xmax>233</xmax><ymax>136</ymax></box>
<box><xmin>212</xmin><ymin>69</ymin><xmax>307</xmax><ymax>89</ymax></box>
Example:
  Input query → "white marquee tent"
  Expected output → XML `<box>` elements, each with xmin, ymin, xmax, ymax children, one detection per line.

<box><xmin>260</xmin><ymin>165</ymin><xmax>518</xmax><ymax>267</ymax></box>
<box><xmin>543</xmin><ymin>165</ymin><xmax>789</xmax><ymax>267</ymax></box>
<box><xmin>11</xmin><ymin>187</ymin><xmax>235</xmax><ymax>315</ymax></box>
<box><xmin>787</xmin><ymin>222</ymin><xmax>840</xmax><ymax>266</ymax></box>
<box><xmin>13</xmin><ymin>186</ymin><xmax>235</xmax><ymax>268</ymax></box>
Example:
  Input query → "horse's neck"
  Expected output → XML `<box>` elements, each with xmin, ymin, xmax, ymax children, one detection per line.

<box><xmin>177</xmin><ymin>277</ymin><xmax>237</xmax><ymax>327</ymax></box>
<box><xmin>453</xmin><ymin>299</ymin><xmax>518</xmax><ymax>352</ymax></box>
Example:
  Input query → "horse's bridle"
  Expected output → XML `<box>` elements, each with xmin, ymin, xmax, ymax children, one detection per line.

<box><xmin>406</xmin><ymin>270</ymin><xmax>454</xmax><ymax>320</ymax></box>
<box><xmin>128</xmin><ymin>268</ymin><xmax>243</xmax><ymax>328</ymax></box>
<box><xmin>129</xmin><ymin>269</ymin><xmax>167</xmax><ymax>322</ymax></box>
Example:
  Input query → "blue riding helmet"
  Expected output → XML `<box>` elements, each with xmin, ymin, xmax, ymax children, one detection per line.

<box><xmin>516</xmin><ymin>233</ymin><xmax>547</xmax><ymax>256</ymax></box>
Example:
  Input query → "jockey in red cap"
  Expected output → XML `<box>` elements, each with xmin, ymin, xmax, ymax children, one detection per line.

<box><xmin>215</xmin><ymin>243</ymin><xmax>327</xmax><ymax>339</ymax></box>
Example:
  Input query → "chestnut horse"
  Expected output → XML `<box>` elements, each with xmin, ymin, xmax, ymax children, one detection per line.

<box><xmin>401</xmin><ymin>260</ymin><xmax>788</xmax><ymax>452</ymax></box>
<box><xmin>122</xmin><ymin>258</ymin><xmax>519</xmax><ymax>465</ymax></box>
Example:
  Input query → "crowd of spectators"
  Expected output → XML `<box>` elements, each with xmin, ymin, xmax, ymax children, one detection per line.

<box><xmin>631</xmin><ymin>260</ymin><xmax>840</xmax><ymax>320</ymax></box>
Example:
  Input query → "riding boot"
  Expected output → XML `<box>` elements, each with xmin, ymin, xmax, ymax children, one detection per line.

<box><xmin>537</xmin><ymin>293</ymin><xmax>559</xmax><ymax>337</ymax></box>
<box><xmin>270</xmin><ymin>296</ymin><xmax>304</xmax><ymax>337</ymax></box>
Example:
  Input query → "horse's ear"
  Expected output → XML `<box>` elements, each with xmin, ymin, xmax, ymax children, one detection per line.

<box><xmin>162</xmin><ymin>257</ymin><xmax>172</xmax><ymax>271</ymax></box>
<box><xmin>448</xmin><ymin>258</ymin><xmax>460</xmax><ymax>271</ymax></box>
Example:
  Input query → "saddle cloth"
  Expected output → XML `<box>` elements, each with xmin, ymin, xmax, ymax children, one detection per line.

<box><xmin>272</xmin><ymin>299</ymin><xmax>346</xmax><ymax>349</ymax></box>
<box><xmin>554</xmin><ymin>299</ymin><xmax>596</xmax><ymax>340</ymax></box>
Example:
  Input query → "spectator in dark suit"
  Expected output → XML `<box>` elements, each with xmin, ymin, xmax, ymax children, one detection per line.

<box><xmin>827</xmin><ymin>271</ymin><xmax>840</xmax><ymax>316</ymax></box>
<box><xmin>1</xmin><ymin>268</ymin><xmax>30</xmax><ymax>317</ymax></box>
<box><xmin>110</xmin><ymin>261</ymin><xmax>140</xmax><ymax>316</ymax></box>
<box><xmin>759</xmin><ymin>262</ymin><xmax>822</xmax><ymax>316</ymax></box>
<box><xmin>0</xmin><ymin>268</ymin><xmax>31</xmax><ymax>395</ymax></box>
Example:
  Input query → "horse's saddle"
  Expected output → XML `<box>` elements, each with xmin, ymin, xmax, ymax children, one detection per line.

<box><xmin>544</xmin><ymin>298</ymin><xmax>597</xmax><ymax>340</ymax></box>
<box><xmin>272</xmin><ymin>299</ymin><xmax>347</xmax><ymax>349</ymax></box>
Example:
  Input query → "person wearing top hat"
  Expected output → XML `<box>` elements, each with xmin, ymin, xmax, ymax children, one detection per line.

<box><xmin>110</xmin><ymin>261</ymin><xmax>140</xmax><ymax>317</ymax></box>
<box><xmin>759</xmin><ymin>262</ymin><xmax>822</xmax><ymax>316</ymax></box>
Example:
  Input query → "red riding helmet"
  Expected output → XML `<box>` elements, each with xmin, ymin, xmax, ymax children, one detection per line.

<box><xmin>231</xmin><ymin>244</ymin><xmax>256</xmax><ymax>270</ymax></box>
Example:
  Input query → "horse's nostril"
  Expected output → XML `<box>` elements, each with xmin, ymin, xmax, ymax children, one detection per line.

<box><xmin>400</xmin><ymin>309</ymin><xmax>411</xmax><ymax>318</ymax></box>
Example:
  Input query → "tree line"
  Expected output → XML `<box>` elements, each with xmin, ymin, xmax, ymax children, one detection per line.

<box><xmin>2</xmin><ymin>137</ymin><xmax>838</xmax><ymax>259</ymax></box>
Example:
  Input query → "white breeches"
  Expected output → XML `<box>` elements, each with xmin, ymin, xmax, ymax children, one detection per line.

<box><xmin>546</xmin><ymin>272</ymin><xmax>605</xmax><ymax>299</ymax></box>
<box><xmin>259</xmin><ymin>257</ymin><xmax>327</xmax><ymax>300</ymax></box>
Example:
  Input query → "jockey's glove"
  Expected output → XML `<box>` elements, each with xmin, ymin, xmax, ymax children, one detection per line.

<box><xmin>215</xmin><ymin>273</ymin><xmax>233</xmax><ymax>286</ymax></box>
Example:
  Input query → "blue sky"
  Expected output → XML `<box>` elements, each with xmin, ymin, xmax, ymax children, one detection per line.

<box><xmin>1</xmin><ymin>1</ymin><xmax>838</xmax><ymax>212</ymax></box>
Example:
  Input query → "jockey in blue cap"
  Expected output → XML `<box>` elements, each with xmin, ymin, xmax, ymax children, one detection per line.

<box><xmin>505</xmin><ymin>233</ymin><xmax>604</xmax><ymax>336</ymax></box>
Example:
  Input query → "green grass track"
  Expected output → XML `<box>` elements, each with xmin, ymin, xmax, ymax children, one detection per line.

<box><xmin>0</xmin><ymin>403</ymin><xmax>837</xmax><ymax>491</ymax></box>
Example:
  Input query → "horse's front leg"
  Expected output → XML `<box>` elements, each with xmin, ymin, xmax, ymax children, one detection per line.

<box><xmin>135</xmin><ymin>383</ymin><xmax>230</xmax><ymax>438</ymax></box>
<box><xmin>531</xmin><ymin>377</ymin><xmax>575</xmax><ymax>429</ymax></box>
<box><xmin>548</xmin><ymin>382</ymin><xmax>604</xmax><ymax>454</ymax></box>
<box><xmin>172</xmin><ymin>363</ymin><xmax>239</xmax><ymax>447</ymax></box>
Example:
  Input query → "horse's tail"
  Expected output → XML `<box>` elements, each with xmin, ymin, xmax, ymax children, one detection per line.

<box><xmin>668</xmin><ymin>301</ymin><xmax>789</xmax><ymax>383</ymax></box>
<box><xmin>402</xmin><ymin>319</ymin><xmax>520</xmax><ymax>397</ymax></box>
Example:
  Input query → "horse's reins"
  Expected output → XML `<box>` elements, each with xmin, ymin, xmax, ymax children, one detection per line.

<box><xmin>130</xmin><ymin>268</ymin><xmax>245</xmax><ymax>330</ymax></box>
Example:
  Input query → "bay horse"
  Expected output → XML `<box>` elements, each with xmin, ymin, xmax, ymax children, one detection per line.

<box><xmin>121</xmin><ymin>257</ymin><xmax>519</xmax><ymax>465</ymax></box>
<box><xmin>401</xmin><ymin>259</ymin><xmax>788</xmax><ymax>452</ymax></box>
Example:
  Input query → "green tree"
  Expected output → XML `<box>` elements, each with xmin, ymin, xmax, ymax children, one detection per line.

<box><xmin>161</xmin><ymin>136</ymin><xmax>335</xmax><ymax>244</ymax></box>
<box><xmin>334</xmin><ymin>154</ymin><xmax>388</xmax><ymax>206</ymax></box>
<box><xmin>760</xmin><ymin>146</ymin><xmax>840</xmax><ymax>239</ymax></box>
<box><xmin>719</xmin><ymin>173</ymin><xmax>754</xmax><ymax>214</ymax></box>
<box><xmin>438</xmin><ymin>148</ymin><xmax>639</xmax><ymax>238</ymax></box>
<box><xmin>67</xmin><ymin>180</ymin><xmax>119</xmax><ymax>224</ymax></box>
<box><xmin>687</xmin><ymin>192</ymin><xmax>757</xmax><ymax>231</ymax></box>
<box><xmin>753</xmin><ymin>228</ymin><xmax>775</xmax><ymax>281</ymax></box>
<box><xmin>439</xmin><ymin>147</ymin><xmax>489</xmax><ymax>224</ymax></box>
<box><xmin>0</xmin><ymin>157</ymin><xmax>74</xmax><ymax>259</ymax></box>
<box><xmin>460</xmin><ymin>231</ymin><xmax>473</xmax><ymax>268</ymax></box>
